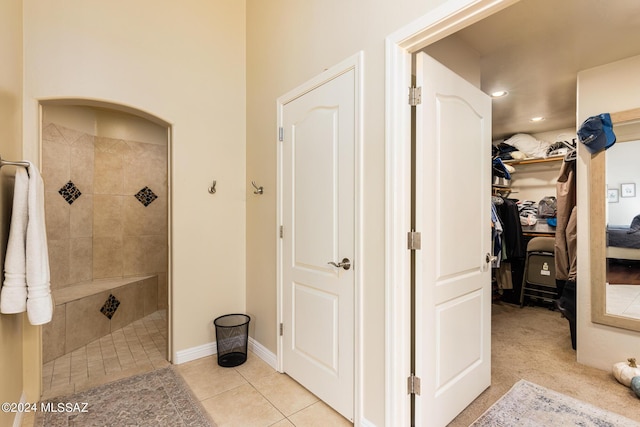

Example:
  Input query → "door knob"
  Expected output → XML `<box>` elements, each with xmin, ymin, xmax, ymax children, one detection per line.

<box><xmin>486</xmin><ymin>253</ymin><xmax>498</xmax><ymax>264</ymax></box>
<box><xmin>328</xmin><ymin>258</ymin><xmax>351</xmax><ymax>270</ymax></box>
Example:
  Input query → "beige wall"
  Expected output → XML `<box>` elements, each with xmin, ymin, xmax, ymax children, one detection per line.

<box><xmin>421</xmin><ymin>34</ymin><xmax>482</xmax><ymax>88</ymax></box>
<box><xmin>246</xmin><ymin>0</ymin><xmax>449</xmax><ymax>424</ymax></box>
<box><xmin>0</xmin><ymin>1</ymin><xmax>27</xmax><ymax>425</ymax></box>
<box><xmin>576</xmin><ymin>54</ymin><xmax>640</xmax><ymax>370</ymax></box>
<box><xmin>23</xmin><ymin>1</ymin><xmax>247</xmax><ymax>358</ymax></box>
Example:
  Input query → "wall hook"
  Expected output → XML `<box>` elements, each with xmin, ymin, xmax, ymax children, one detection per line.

<box><xmin>251</xmin><ymin>181</ymin><xmax>264</xmax><ymax>195</ymax></box>
<box><xmin>208</xmin><ymin>180</ymin><xmax>217</xmax><ymax>194</ymax></box>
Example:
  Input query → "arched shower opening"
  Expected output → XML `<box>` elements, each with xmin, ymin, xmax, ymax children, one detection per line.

<box><xmin>39</xmin><ymin>101</ymin><xmax>170</xmax><ymax>395</ymax></box>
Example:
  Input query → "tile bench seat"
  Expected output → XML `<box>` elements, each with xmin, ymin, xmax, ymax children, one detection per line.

<box><xmin>43</xmin><ymin>275</ymin><xmax>159</xmax><ymax>363</ymax></box>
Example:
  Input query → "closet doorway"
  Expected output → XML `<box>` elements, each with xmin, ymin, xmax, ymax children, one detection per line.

<box><xmin>387</xmin><ymin>0</ymin><xmax>640</xmax><ymax>425</ymax></box>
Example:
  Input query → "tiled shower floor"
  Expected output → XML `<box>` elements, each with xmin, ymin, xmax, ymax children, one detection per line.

<box><xmin>41</xmin><ymin>309</ymin><xmax>169</xmax><ymax>400</ymax></box>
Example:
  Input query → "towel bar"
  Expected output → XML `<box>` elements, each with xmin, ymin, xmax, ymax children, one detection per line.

<box><xmin>0</xmin><ymin>155</ymin><xmax>29</xmax><ymax>168</ymax></box>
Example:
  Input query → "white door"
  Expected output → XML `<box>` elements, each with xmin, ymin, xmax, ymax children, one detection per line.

<box><xmin>414</xmin><ymin>52</ymin><xmax>492</xmax><ymax>426</ymax></box>
<box><xmin>279</xmin><ymin>67</ymin><xmax>356</xmax><ymax>421</ymax></box>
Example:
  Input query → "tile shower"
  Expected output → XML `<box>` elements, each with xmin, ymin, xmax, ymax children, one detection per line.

<box><xmin>40</xmin><ymin>107</ymin><xmax>168</xmax><ymax>364</ymax></box>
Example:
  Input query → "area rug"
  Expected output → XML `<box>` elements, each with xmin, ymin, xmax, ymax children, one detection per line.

<box><xmin>35</xmin><ymin>367</ymin><xmax>215</xmax><ymax>427</ymax></box>
<box><xmin>471</xmin><ymin>379</ymin><xmax>640</xmax><ymax>426</ymax></box>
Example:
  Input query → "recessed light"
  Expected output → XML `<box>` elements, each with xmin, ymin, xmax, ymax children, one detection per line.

<box><xmin>530</xmin><ymin>116</ymin><xmax>545</xmax><ymax>122</ymax></box>
<box><xmin>490</xmin><ymin>90</ymin><xmax>509</xmax><ymax>98</ymax></box>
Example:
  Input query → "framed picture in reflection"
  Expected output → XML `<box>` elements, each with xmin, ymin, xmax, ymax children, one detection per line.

<box><xmin>608</xmin><ymin>188</ymin><xmax>619</xmax><ymax>203</ymax></box>
<box><xmin>621</xmin><ymin>183</ymin><xmax>636</xmax><ymax>198</ymax></box>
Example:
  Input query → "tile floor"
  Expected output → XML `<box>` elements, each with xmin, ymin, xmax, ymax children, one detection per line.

<box><xmin>41</xmin><ymin>309</ymin><xmax>169</xmax><ymax>401</ymax></box>
<box><xmin>21</xmin><ymin>310</ymin><xmax>169</xmax><ymax>427</ymax></box>
<box><xmin>24</xmin><ymin>309</ymin><xmax>351</xmax><ymax>426</ymax></box>
<box><xmin>606</xmin><ymin>284</ymin><xmax>640</xmax><ymax>319</ymax></box>
<box><xmin>177</xmin><ymin>353</ymin><xmax>352</xmax><ymax>426</ymax></box>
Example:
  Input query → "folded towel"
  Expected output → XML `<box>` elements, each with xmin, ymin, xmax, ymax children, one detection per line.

<box><xmin>0</xmin><ymin>168</ymin><xmax>29</xmax><ymax>314</ymax></box>
<box><xmin>25</xmin><ymin>162</ymin><xmax>53</xmax><ymax>325</ymax></box>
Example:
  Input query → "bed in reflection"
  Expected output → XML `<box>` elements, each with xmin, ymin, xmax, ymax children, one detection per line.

<box><xmin>607</xmin><ymin>216</ymin><xmax>640</xmax><ymax>260</ymax></box>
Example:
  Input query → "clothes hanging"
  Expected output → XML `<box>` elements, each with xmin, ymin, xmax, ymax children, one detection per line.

<box><xmin>555</xmin><ymin>159</ymin><xmax>577</xmax><ymax>286</ymax></box>
<box><xmin>495</xmin><ymin>198</ymin><xmax>525</xmax><ymax>260</ymax></box>
<box><xmin>491</xmin><ymin>202</ymin><xmax>503</xmax><ymax>268</ymax></box>
<box><xmin>495</xmin><ymin>262</ymin><xmax>513</xmax><ymax>290</ymax></box>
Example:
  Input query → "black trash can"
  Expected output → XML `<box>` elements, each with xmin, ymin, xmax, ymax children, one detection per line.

<box><xmin>213</xmin><ymin>314</ymin><xmax>250</xmax><ymax>367</ymax></box>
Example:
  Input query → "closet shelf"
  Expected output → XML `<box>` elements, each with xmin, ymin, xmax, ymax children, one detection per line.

<box><xmin>503</xmin><ymin>155</ymin><xmax>564</xmax><ymax>166</ymax></box>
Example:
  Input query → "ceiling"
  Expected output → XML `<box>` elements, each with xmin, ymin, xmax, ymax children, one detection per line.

<box><xmin>425</xmin><ymin>0</ymin><xmax>640</xmax><ymax>140</ymax></box>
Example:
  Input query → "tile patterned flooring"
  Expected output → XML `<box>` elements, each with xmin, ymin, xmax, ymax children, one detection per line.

<box><xmin>176</xmin><ymin>353</ymin><xmax>352</xmax><ymax>426</ymax></box>
<box><xmin>41</xmin><ymin>310</ymin><xmax>169</xmax><ymax>401</ymax></box>
<box><xmin>606</xmin><ymin>284</ymin><xmax>640</xmax><ymax>319</ymax></box>
<box><xmin>24</xmin><ymin>310</ymin><xmax>351</xmax><ymax>426</ymax></box>
<box><xmin>606</xmin><ymin>260</ymin><xmax>640</xmax><ymax>319</ymax></box>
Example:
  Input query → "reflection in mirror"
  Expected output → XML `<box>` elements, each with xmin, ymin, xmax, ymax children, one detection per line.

<box><xmin>592</xmin><ymin>110</ymin><xmax>640</xmax><ymax>332</ymax></box>
<box><xmin>606</xmin><ymin>132</ymin><xmax>640</xmax><ymax>320</ymax></box>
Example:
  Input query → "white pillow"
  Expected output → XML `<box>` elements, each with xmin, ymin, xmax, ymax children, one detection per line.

<box><xmin>509</xmin><ymin>151</ymin><xmax>527</xmax><ymax>160</ymax></box>
<box><xmin>504</xmin><ymin>133</ymin><xmax>551</xmax><ymax>158</ymax></box>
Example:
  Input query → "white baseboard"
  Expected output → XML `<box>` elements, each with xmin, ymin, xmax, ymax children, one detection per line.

<box><xmin>359</xmin><ymin>417</ymin><xmax>377</xmax><ymax>427</ymax></box>
<box><xmin>12</xmin><ymin>392</ymin><xmax>26</xmax><ymax>427</ymax></box>
<box><xmin>173</xmin><ymin>337</ymin><xmax>276</xmax><ymax>369</ymax></box>
<box><xmin>173</xmin><ymin>341</ymin><xmax>217</xmax><ymax>365</ymax></box>
<box><xmin>248</xmin><ymin>337</ymin><xmax>277</xmax><ymax>369</ymax></box>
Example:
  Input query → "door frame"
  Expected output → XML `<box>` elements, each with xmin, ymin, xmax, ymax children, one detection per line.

<box><xmin>276</xmin><ymin>51</ymin><xmax>364</xmax><ymax>423</ymax></box>
<box><xmin>384</xmin><ymin>1</ymin><xmax>518</xmax><ymax>425</ymax></box>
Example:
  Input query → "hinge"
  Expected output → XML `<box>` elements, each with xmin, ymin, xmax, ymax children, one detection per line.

<box><xmin>409</xmin><ymin>86</ymin><xmax>422</xmax><ymax>106</ymax></box>
<box><xmin>408</xmin><ymin>374</ymin><xmax>421</xmax><ymax>395</ymax></box>
<box><xmin>279</xmin><ymin>127</ymin><xmax>284</xmax><ymax>141</ymax></box>
<box><xmin>279</xmin><ymin>225</ymin><xmax>284</xmax><ymax>238</ymax></box>
<box><xmin>279</xmin><ymin>323</ymin><xmax>284</xmax><ymax>336</ymax></box>
<box><xmin>408</xmin><ymin>231</ymin><xmax>421</xmax><ymax>250</ymax></box>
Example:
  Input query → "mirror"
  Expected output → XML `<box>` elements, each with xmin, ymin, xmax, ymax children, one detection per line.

<box><xmin>605</xmin><ymin>134</ymin><xmax>640</xmax><ymax>320</ymax></box>
<box><xmin>592</xmin><ymin>110</ymin><xmax>640</xmax><ymax>331</ymax></box>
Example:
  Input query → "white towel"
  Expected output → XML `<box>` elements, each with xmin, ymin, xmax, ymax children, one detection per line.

<box><xmin>0</xmin><ymin>168</ymin><xmax>29</xmax><ymax>314</ymax></box>
<box><xmin>25</xmin><ymin>163</ymin><xmax>53</xmax><ymax>325</ymax></box>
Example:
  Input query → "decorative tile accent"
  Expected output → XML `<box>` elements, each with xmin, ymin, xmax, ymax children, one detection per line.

<box><xmin>134</xmin><ymin>186</ymin><xmax>158</xmax><ymax>207</ymax></box>
<box><xmin>100</xmin><ymin>294</ymin><xmax>120</xmax><ymax>319</ymax></box>
<box><xmin>58</xmin><ymin>181</ymin><xmax>82</xmax><ymax>205</ymax></box>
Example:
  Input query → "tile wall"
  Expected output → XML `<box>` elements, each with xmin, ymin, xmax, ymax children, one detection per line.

<box><xmin>41</xmin><ymin>122</ymin><xmax>168</xmax><ymax>302</ymax></box>
<box><xmin>44</xmin><ymin>276</ymin><xmax>159</xmax><ymax>362</ymax></box>
<box><xmin>41</xmin><ymin>121</ymin><xmax>168</xmax><ymax>362</ymax></box>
